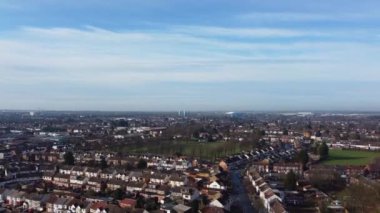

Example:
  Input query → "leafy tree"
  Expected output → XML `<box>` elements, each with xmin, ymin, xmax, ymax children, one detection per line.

<box><xmin>312</xmin><ymin>143</ymin><xmax>319</xmax><ymax>155</ymax></box>
<box><xmin>259</xmin><ymin>130</ymin><xmax>266</xmax><ymax>136</ymax></box>
<box><xmin>297</xmin><ymin>149</ymin><xmax>309</xmax><ymax>169</ymax></box>
<box><xmin>100</xmin><ymin>181</ymin><xmax>107</xmax><ymax>193</ymax></box>
<box><xmin>100</xmin><ymin>156</ymin><xmax>108</xmax><ymax>169</ymax></box>
<box><xmin>190</xmin><ymin>199</ymin><xmax>200</xmax><ymax>213</ymax></box>
<box><xmin>201</xmin><ymin>195</ymin><xmax>210</xmax><ymax>206</ymax></box>
<box><xmin>112</xmin><ymin>188</ymin><xmax>126</xmax><ymax>200</ymax></box>
<box><xmin>15</xmin><ymin>183</ymin><xmax>22</xmax><ymax>190</ymax></box>
<box><xmin>126</xmin><ymin>162</ymin><xmax>134</xmax><ymax>171</ymax></box>
<box><xmin>352</xmin><ymin>132</ymin><xmax>361</xmax><ymax>140</ymax></box>
<box><xmin>318</xmin><ymin>200</ymin><xmax>329</xmax><ymax>213</ymax></box>
<box><xmin>318</xmin><ymin>142</ymin><xmax>329</xmax><ymax>160</ymax></box>
<box><xmin>64</xmin><ymin>151</ymin><xmax>75</xmax><ymax>165</ymax></box>
<box><xmin>135</xmin><ymin>193</ymin><xmax>145</xmax><ymax>208</ymax></box>
<box><xmin>42</xmin><ymin>126</ymin><xmax>65</xmax><ymax>132</ymax></box>
<box><xmin>87</xmin><ymin>160</ymin><xmax>96</xmax><ymax>167</ymax></box>
<box><xmin>84</xmin><ymin>189</ymin><xmax>97</xmax><ymax>197</ymax></box>
<box><xmin>137</xmin><ymin>159</ymin><xmax>147</xmax><ymax>169</ymax></box>
<box><xmin>339</xmin><ymin>183</ymin><xmax>380</xmax><ymax>212</ymax></box>
<box><xmin>284</xmin><ymin>170</ymin><xmax>297</xmax><ymax>190</ymax></box>
<box><xmin>230</xmin><ymin>202</ymin><xmax>243</xmax><ymax>213</ymax></box>
<box><xmin>253</xmin><ymin>197</ymin><xmax>266</xmax><ymax>213</ymax></box>
<box><xmin>283</xmin><ymin>129</ymin><xmax>289</xmax><ymax>135</ymax></box>
<box><xmin>309</xmin><ymin>170</ymin><xmax>345</xmax><ymax>192</ymax></box>
<box><xmin>144</xmin><ymin>197</ymin><xmax>160</xmax><ymax>211</ymax></box>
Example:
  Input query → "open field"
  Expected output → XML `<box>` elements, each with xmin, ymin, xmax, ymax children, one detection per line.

<box><xmin>323</xmin><ymin>149</ymin><xmax>380</xmax><ymax>166</ymax></box>
<box><xmin>116</xmin><ymin>140</ymin><xmax>254</xmax><ymax>161</ymax></box>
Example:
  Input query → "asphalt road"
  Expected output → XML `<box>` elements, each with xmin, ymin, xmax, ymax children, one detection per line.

<box><xmin>227</xmin><ymin>169</ymin><xmax>256</xmax><ymax>213</ymax></box>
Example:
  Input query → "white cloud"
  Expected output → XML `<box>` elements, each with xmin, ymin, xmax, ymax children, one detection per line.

<box><xmin>0</xmin><ymin>25</ymin><xmax>379</xmax><ymax>87</ymax></box>
<box><xmin>170</xmin><ymin>25</ymin><xmax>325</xmax><ymax>37</ymax></box>
<box><xmin>237</xmin><ymin>12</ymin><xmax>380</xmax><ymax>22</ymax></box>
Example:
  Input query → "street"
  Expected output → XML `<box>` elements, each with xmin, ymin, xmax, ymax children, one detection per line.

<box><xmin>225</xmin><ymin>169</ymin><xmax>256</xmax><ymax>213</ymax></box>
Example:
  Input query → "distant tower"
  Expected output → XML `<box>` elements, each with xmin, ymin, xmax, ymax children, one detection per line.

<box><xmin>178</xmin><ymin>110</ymin><xmax>186</xmax><ymax>117</ymax></box>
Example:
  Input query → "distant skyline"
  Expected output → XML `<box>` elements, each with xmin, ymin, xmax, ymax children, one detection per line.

<box><xmin>1</xmin><ymin>0</ymin><xmax>380</xmax><ymax>111</ymax></box>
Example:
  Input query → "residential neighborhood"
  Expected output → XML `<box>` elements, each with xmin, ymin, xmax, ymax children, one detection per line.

<box><xmin>0</xmin><ymin>111</ymin><xmax>380</xmax><ymax>212</ymax></box>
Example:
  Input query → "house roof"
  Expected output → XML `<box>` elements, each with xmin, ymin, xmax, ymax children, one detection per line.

<box><xmin>107</xmin><ymin>204</ymin><xmax>125</xmax><ymax>213</ymax></box>
<box><xmin>126</xmin><ymin>181</ymin><xmax>145</xmax><ymax>188</ymax></box>
<box><xmin>54</xmin><ymin>197</ymin><xmax>70</xmax><ymax>205</ymax></box>
<box><xmin>255</xmin><ymin>179</ymin><xmax>265</xmax><ymax>186</ymax></box>
<box><xmin>25</xmin><ymin>193</ymin><xmax>44</xmax><ymax>202</ymax></box>
<box><xmin>60</xmin><ymin>165</ymin><xmax>73</xmax><ymax>171</ymax></box>
<box><xmin>129</xmin><ymin>171</ymin><xmax>144</xmax><ymax>178</ymax></box>
<box><xmin>273</xmin><ymin>162</ymin><xmax>300</xmax><ymax>167</ymax></box>
<box><xmin>90</xmin><ymin>201</ymin><xmax>108</xmax><ymax>210</ymax></box>
<box><xmin>170</xmin><ymin>186</ymin><xmax>183</xmax><ymax>194</ymax></box>
<box><xmin>86</xmin><ymin>167</ymin><xmax>101</xmax><ymax>173</ymax></box>
<box><xmin>202</xmin><ymin>206</ymin><xmax>224</xmax><ymax>213</ymax></box>
<box><xmin>264</xmin><ymin>190</ymin><xmax>275</xmax><ymax>199</ymax></box>
<box><xmin>209</xmin><ymin>200</ymin><xmax>224</xmax><ymax>208</ymax></box>
<box><xmin>39</xmin><ymin>164</ymin><xmax>56</xmax><ymax>171</ymax></box>
<box><xmin>44</xmin><ymin>194</ymin><xmax>58</xmax><ymax>204</ymax></box>
<box><xmin>42</xmin><ymin>172</ymin><xmax>56</xmax><ymax>177</ymax></box>
<box><xmin>259</xmin><ymin>184</ymin><xmax>270</xmax><ymax>192</ymax></box>
<box><xmin>149</xmin><ymin>210</ymin><xmax>166</xmax><ymax>213</ymax></box>
<box><xmin>67</xmin><ymin>198</ymin><xmax>89</xmax><ymax>207</ymax></box>
<box><xmin>1</xmin><ymin>189</ymin><xmax>17</xmax><ymax>198</ymax></box>
<box><xmin>54</xmin><ymin>173</ymin><xmax>70</xmax><ymax>179</ymax></box>
<box><xmin>270</xmin><ymin>199</ymin><xmax>286</xmax><ymax>213</ymax></box>
<box><xmin>88</xmin><ymin>177</ymin><xmax>105</xmax><ymax>183</ymax></box>
<box><xmin>170</xmin><ymin>175</ymin><xmax>185</xmax><ymax>182</ymax></box>
<box><xmin>150</xmin><ymin>172</ymin><xmax>168</xmax><ymax>180</ymax></box>
<box><xmin>157</xmin><ymin>184</ymin><xmax>171</xmax><ymax>192</ymax></box>
<box><xmin>7</xmin><ymin>190</ymin><xmax>25</xmax><ymax>198</ymax></box>
<box><xmin>39</xmin><ymin>194</ymin><xmax>52</xmax><ymax>204</ymax></box>
<box><xmin>107</xmin><ymin>178</ymin><xmax>127</xmax><ymax>186</ymax></box>
<box><xmin>72</xmin><ymin>166</ymin><xmax>84</xmax><ymax>172</ymax></box>
<box><xmin>207</xmin><ymin>190</ymin><xmax>221</xmax><ymax>197</ymax></box>
<box><xmin>101</xmin><ymin>168</ymin><xmax>116</xmax><ymax>174</ymax></box>
<box><xmin>119</xmin><ymin>198</ymin><xmax>137</xmax><ymax>207</ymax></box>
<box><xmin>173</xmin><ymin>204</ymin><xmax>191</xmax><ymax>212</ymax></box>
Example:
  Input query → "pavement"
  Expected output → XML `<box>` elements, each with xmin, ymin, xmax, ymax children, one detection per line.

<box><xmin>225</xmin><ymin>169</ymin><xmax>256</xmax><ymax>213</ymax></box>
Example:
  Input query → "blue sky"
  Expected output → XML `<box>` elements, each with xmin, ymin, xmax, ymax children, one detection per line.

<box><xmin>1</xmin><ymin>0</ymin><xmax>380</xmax><ymax>111</ymax></box>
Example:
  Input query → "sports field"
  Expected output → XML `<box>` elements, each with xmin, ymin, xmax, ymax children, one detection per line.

<box><xmin>115</xmin><ymin>140</ymin><xmax>253</xmax><ymax>160</ymax></box>
<box><xmin>323</xmin><ymin>149</ymin><xmax>380</xmax><ymax>166</ymax></box>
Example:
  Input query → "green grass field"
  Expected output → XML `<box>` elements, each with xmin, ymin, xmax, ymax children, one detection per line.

<box><xmin>323</xmin><ymin>149</ymin><xmax>380</xmax><ymax>166</ymax></box>
<box><xmin>117</xmin><ymin>140</ymin><xmax>251</xmax><ymax>161</ymax></box>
